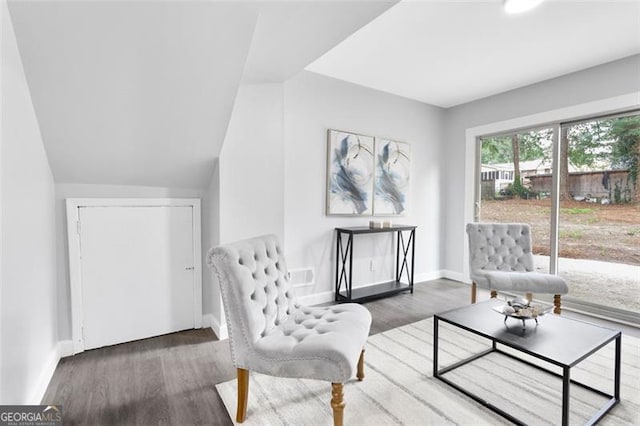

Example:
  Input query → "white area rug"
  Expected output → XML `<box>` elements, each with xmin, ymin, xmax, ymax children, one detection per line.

<box><xmin>216</xmin><ymin>318</ymin><xmax>640</xmax><ymax>425</ymax></box>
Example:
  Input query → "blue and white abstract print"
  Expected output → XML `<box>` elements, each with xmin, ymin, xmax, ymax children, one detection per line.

<box><xmin>327</xmin><ymin>130</ymin><xmax>374</xmax><ymax>215</ymax></box>
<box><xmin>374</xmin><ymin>139</ymin><xmax>410</xmax><ymax>215</ymax></box>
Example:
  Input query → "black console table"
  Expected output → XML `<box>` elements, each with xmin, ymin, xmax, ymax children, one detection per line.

<box><xmin>334</xmin><ymin>225</ymin><xmax>416</xmax><ymax>303</ymax></box>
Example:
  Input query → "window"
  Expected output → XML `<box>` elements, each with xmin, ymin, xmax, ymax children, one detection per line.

<box><xmin>476</xmin><ymin>112</ymin><xmax>639</xmax><ymax>323</ymax></box>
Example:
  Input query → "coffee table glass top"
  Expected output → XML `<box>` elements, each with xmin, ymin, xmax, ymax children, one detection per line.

<box><xmin>436</xmin><ymin>299</ymin><xmax>621</xmax><ymax>368</ymax></box>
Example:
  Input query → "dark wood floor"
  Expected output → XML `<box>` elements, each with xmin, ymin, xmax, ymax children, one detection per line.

<box><xmin>42</xmin><ymin>279</ymin><xmax>638</xmax><ymax>425</ymax></box>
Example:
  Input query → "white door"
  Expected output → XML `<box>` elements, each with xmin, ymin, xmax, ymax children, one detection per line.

<box><xmin>78</xmin><ymin>205</ymin><xmax>195</xmax><ymax>350</ymax></box>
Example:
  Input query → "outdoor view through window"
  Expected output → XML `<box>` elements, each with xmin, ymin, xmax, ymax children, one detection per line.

<box><xmin>478</xmin><ymin>114</ymin><xmax>639</xmax><ymax>319</ymax></box>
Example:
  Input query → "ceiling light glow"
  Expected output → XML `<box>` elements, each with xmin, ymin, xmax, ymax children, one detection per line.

<box><xmin>504</xmin><ymin>0</ymin><xmax>544</xmax><ymax>14</ymax></box>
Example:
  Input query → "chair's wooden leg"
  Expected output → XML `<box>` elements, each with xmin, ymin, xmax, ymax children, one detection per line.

<box><xmin>331</xmin><ymin>383</ymin><xmax>345</xmax><ymax>426</ymax></box>
<box><xmin>526</xmin><ymin>292</ymin><xmax>533</xmax><ymax>302</ymax></box>
<box><xmin>554</xmin><ymin>294</ymin><xmax>561</xmax><ymax>314</ymax></box>
<box><xmin>236</xmin><ymin>368</ymin><xmax>249</xmax><ymax>423</ymax></box>
<box><xmin>357</xmin><ymin>350</ymin><xmax>365</xmax><ymax>381</ymax></box>
<box><xmin>471</xmin><ymin>282</ymin><xmax>477</xmax><ymax>304</ymax></box>
<box><xmin>490</xmin><ymin>290</ymin><xmax>497</xmax><ymax>299</ymax></box>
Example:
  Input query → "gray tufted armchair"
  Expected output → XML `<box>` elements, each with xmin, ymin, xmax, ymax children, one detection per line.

<box><xmin>207</xmin><ymin>234</ymin><xmax>371</xmax><ymax>426</ymax></box>
<box><xmin>466</xmin><ymin>223</ymin><xmax>568</xmax><ymax>314</ymax></box>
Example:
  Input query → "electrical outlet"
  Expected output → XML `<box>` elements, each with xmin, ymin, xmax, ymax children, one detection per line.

<box><xmin>369</xmin><ymin>259</ymin><xmax>375</xmax><ymax>272</ymax></box>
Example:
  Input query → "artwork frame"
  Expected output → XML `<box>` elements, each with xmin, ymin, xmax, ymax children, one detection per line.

<box><xmin>373</xmin><ymin>138</ymin><xmax>411</xmax><ymax>216</ymax></box>
<box><xmin>326</xmin><ymin>129</ymin><xmax>375</xmax><ymax>216</ymax></box>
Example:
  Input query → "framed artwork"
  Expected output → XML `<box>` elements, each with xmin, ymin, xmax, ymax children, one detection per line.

<box><xmin>373</xmin><ymin>138</ymin><xmax>411</xmax><ymax>215</ymax></box>
<box><xmin>326</xmin><ymin>130</ymin><xmax>375</xmax><ymax>215</ymax></box>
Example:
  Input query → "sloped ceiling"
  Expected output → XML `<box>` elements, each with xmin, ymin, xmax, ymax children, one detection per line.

<box><xmin>242</xmin><ymin>1</ymin><xmax>396</xmax><ymax>84</ymax></box>
<box><xmin>307</xmin><ymin>0</ymin><xmax>640</xmax><ymax>108</ymax></box>
<box><xmin>7</xmin><ymin>0</ymin><xmax>396</xmax><ymax>188</ymax></box>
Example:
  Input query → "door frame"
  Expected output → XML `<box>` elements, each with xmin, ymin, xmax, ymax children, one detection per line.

<box><xmin>66</xmin><ymin>198</ymin><xmax>202</xmax><ymax>354</ymax></box>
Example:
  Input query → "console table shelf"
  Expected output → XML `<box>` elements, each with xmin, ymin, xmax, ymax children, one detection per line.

<box><xmin>335</xmin><ymin>225</ymin><xmax>416</xmax><ymax>303</ymax></box>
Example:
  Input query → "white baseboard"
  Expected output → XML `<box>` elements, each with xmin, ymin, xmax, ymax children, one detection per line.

<box><xmin>414</xmin><ymin>270</ymin><xmax>445</xmax><ymax>283</ymax></box>
<box><xmin>207</xmin><ymin>314</ymin><xmax>228</xmax><ymax>340</ymax></box>
<box><xmin>441</xmin><ymin>270</ymin><xmax>470</xmax><ymax>284</ymax></box>
<box><xmin>298</xmin><ymin>290</ymin><xmax>335</xmax><ymax>306</ymax></box>
<box><xmin>202</xmin><ymin>313</ymin><xmax>213</xmax><ymax>328</ymax></box>
<box><xmin>58</xmin><ymin>340</ymin><xmax>74</xmax><ymax>358</ymax></box>
<box><xmin>28</xmin><ymin>340</ymin><xmax>73</xmax><ymax>404</ymax></box>
<box><xmin>298</xmin><ymin>270</ymin><xmax>470</xmax><ymax>306</ymax></box>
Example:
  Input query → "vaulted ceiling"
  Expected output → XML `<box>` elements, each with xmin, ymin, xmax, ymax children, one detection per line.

<box><xmin>7</xmin><ymin>0</ymin><xmax>396</xmax><ymax>188</ymax></box>
<box><xmin>6</xmin><ymin>0</ymin><xmax>639</xmax><ymax>189</ymax></box>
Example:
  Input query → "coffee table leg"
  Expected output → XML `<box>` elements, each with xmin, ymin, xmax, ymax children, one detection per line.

<box><xmin>433</xmin><ymin>317</ymin><xmax>439</xmax><ymax>378</ymax></box>
<box><xmin>562</xmin><ymin>366</ymin><xmax>570</xmax><ymax>426</ymax></box>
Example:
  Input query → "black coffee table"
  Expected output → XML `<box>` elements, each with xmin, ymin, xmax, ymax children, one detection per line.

<box><xmin>433</xmin><ymin>299</ymin><xmax>621</xmax><ymax>426</ymax></box>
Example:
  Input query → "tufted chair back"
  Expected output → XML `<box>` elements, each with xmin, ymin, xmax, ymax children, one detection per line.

<box><xmin>466</xmin><ymin>223</ymin><xmax>534</xmax><ymax>274</ymax></box>
<box><xmin>207</xmin><ymin>234</ymin><xmax>298</xmax><ymax>368</ymax></box>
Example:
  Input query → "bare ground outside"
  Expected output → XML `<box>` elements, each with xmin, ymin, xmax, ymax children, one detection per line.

<box><xmin>481</xmin><ymin>199</ymin><xmax>640</xmax><ymax>265</ymax></box>
<box><xmin>481</xmin><ymin>199</ymin><xmax>640</xmax><ymax>313</ymax></box>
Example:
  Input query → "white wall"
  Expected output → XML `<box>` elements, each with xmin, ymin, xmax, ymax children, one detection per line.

<box><xmin>219</xmin><ymin>84</ymin><xmax>285</xmax><ymax>244</ymax></box>
<box><xmin>202</xmin><ymin>161</ymin><xmax>224</xmax><ymax>336</ymax></box>
<box><xmin>203</xmin><ymin>84</ymin><xmax>285</xmax><ymax>336</ymax></box>
<box><xmin>0</xmin><ymin>1</ymin><xmax>4</xmax><ymax>404</ymax></box>
<box><xmin>204</xmin><ymin>75</ymin><xmax>444</xmax><ymax>326</ymax></box>
<box><xmin>284</xmin><ymin>71</ymin><xmax>446</xmax><ymax>302</ymax></box>
<box><xmin>1</xmin><ymin>1</ymin><xmax>58</xmax><ymax>403</ymax></box>
<box><xmin>54</xmin><ymin>183</ymin><xmax>204</xmax><ymax>341</ymax></box>
<box><xmin>443</xmin><ymin>55</ymin><xmax>640</xmax><ymax>279</ymax></box>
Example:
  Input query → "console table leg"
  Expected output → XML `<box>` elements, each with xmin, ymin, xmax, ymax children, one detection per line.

<box><xmin>410</xmin><ymin>229</ymin><xmax>415</xmax><ymax>293</ymax></box>
<box><xmin>347</xmin><ymin>234</ymin><xmax>353</xmax><ymax>300</ymax></box>
<box><xmin>335</xmin><ymin>233</ymin><xmax>340</xmax><ymax>302</ymax></box>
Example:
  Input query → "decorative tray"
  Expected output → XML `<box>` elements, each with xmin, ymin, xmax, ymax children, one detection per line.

<box><xmin>492</xmin><ymin>299</ymin><xmax>553</xmax><ymax>326</ymax></box>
